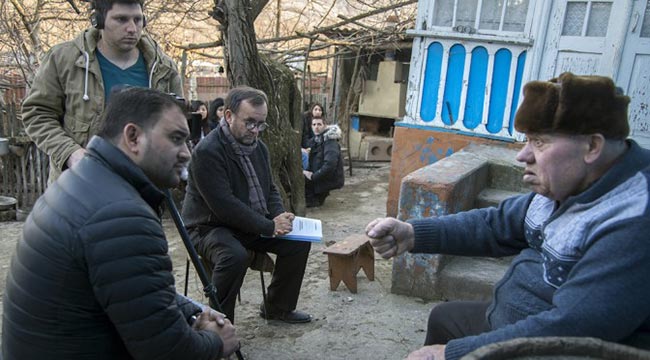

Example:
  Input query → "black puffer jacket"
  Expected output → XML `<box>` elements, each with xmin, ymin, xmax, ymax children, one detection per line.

<box><xmin>308</xmin><ymin>125</ymin><xmax>345</xmax><ymax>194</ymax></box>
<box><xmin>2</xmin><ymin>136</ymin><xmax>221</xmax><ymax>360</ymax></box>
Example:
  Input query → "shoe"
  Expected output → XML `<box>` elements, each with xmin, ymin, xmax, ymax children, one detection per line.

<box><xmin>259</xmin><ymin>303</ymin><xmax>312</xmax><ymax>323</ymax></box>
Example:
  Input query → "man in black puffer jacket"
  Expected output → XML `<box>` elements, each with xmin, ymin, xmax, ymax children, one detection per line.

<box><xmin>2</xmin><ymin>88</ymin><xmax>238</xmax><ymax>359</ymax></box>
<box><xmin>303</xmin><ymin>118</ymin><xmax>345</xmax><ymax>207</ymax></box>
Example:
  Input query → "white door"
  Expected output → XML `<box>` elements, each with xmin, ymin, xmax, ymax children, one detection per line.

<box><xmin>618</xmin><ymin>1</ymin><xmax>650</xmax><ymax>149</ymax></box>
<box><xmin>538</xmin><ymin>0</ymin><xmax>632</xmax><ymax>79</ymax></box>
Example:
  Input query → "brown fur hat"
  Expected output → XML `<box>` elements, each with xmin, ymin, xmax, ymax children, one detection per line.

<box><xmin>514</xmin><ymin>72</ymin><xmax>630</xmax><ymax>139</ymax></box>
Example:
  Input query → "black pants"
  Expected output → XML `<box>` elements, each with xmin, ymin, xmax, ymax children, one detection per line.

<box><xmin>190</xmin><ymin>226</ymin><xmax>311</xmax><ymax>322</ymax></box>
<box><xmin>305</xmin><ymin>179</ymin><xmax>329</xmax><ymax>206</ymax></box>
<box><xmin>425</xmin><ymin>301</ymin><xmax>491</xmax><ymax>345</ymax></box>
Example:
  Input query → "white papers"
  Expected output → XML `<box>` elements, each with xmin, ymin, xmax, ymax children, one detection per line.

<box><xmin>277</xmin><ymin>216</ymin><xmax>322</xmax><ymax>242</ymax></box>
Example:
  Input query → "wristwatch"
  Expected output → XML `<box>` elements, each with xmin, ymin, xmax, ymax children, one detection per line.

<box><xmin>189</xmin><ymin>313</ymin><xmax>199</xmax><ymax>326</ymax></box>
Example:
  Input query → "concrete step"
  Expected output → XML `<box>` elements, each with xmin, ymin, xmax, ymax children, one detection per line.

<box><xmin>393</xmin><ymin>144</ymin><xmax>526</xmax><ymax>301</ymax></box>
<box><xmin>439</xmin><ymin>187</ymin><xmax>523</xmax><ymax>301</ymax></box>
<box><xmin>476</xmin><ymin>188</ymin><xmax>524</xmax><ymax>208</ymax></box>
<box><xmin>437</xmin><ymin>256</ymin><xmax>512</xmax><ymax>301</ymax></box>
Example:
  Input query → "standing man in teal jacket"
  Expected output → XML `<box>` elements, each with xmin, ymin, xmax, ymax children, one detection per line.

<box><xmin>22</xmin><ymin>0</ymin><xmax>182</xmax><ymax>182</ymax></box>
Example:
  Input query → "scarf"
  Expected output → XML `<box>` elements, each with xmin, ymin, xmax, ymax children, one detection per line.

<box><xmin>219</xmin><ymin>118</ymin><xmax>268</xmax><ymax>215</ymax></box>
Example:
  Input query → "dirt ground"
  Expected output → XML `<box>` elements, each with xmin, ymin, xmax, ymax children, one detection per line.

<box><xmin>0</xmin><ymin>162</ymin><xmax>435</xmax><ymax>360</ymax></box>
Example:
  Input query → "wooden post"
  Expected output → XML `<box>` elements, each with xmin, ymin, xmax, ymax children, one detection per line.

<box><xmin>343</xmin><ymin>47</ymin><xmax>362</xmax><ymax>176</ymax></box>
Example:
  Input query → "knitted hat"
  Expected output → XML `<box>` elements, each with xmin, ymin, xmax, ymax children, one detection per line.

<box><xmin>514</xmin><ymin>72</ymin><xmax>630</xmax><ymax>139</ymax></box>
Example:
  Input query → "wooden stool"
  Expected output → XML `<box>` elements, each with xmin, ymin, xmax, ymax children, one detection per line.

<box><xmin>323</xmin><ymin>235</ymin><xmax>375</xmax><ymax>293</ymax></box>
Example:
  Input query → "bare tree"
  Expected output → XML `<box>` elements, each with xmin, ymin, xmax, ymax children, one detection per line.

<box><xmin>214</xmin><ymin>0</ymin><xmax>306</xmax><ymax>214</ymax></box>
<box><xmin>0</xmin><ymin>0</ymin><xmax>85</xmax><ymax>85</ymax></box>
<box><xmin>1</xmin><ymin>0</ymin><xmax>416</xmax><ymax>87</ymax></box>
<box><xmin>0</xmin><ymin>0</ymin><xmax>222</xmax><ymax>86</ymax></box>
<box><xmin>0</xmin><ymin>0</ymin><xmax>417</xmax><ymax>202</ymax></box>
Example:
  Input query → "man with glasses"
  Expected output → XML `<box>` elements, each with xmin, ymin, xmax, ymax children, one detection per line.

<box><xmin>182</xmin><ymin>86</ymin><xmax>312</xmax><ymax>324</ymax></box>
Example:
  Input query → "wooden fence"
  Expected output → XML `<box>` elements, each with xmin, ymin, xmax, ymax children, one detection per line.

<box><xmin>0</xmin><ymin>103</ymin><xmax>49</xmax><ymax>209</ymax></box>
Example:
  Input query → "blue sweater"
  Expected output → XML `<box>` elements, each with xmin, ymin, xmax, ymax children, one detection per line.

<box><xmin>409</xmin><ymin>141</ymin><xmax>650</xmax><ymax>360</ymax></box>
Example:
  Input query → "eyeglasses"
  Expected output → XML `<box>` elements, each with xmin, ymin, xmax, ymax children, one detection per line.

<box><xmin>245</xmin><ymin>121</ymin><xmax>268</xmax><ymax>132</ymax></box>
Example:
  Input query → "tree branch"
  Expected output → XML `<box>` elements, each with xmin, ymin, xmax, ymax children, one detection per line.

<box><xmin>250</xmin><ymin>0</ymin><xmax>269</xmax><ymax>21</ymax></box>
<box><xmin>175</xmin><ymin>0</ymin><xmax>416</xmax><ymax>51</ymax></box>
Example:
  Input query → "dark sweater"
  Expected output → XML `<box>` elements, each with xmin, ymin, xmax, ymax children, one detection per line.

<box><xmin>409</xmin><ymin>140</ymin><xmax>650</xmax><ymax>360</ymax></box>
<box><xmin>2</xmin><ymin>136</ymin><xmax>221</xmax><ymax>360</ymax></box>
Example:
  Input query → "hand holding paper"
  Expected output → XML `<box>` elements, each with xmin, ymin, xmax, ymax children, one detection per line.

<box><xmin>271</xmin><ymin>216</ymin><xmax>322</xmax><ymax>242</ymax></box>
<box><xmin>273</xmin><ymin>212</ymin><xmax>295</xmax><ymax>236</ymax></box>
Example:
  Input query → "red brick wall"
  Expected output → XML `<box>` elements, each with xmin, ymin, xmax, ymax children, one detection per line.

<box><xmin>193</xmin><ymin>76</ymin><xmax>230</xmax><ymax>102</ymax></box>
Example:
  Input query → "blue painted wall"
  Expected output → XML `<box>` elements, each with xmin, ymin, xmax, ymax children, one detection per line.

<box><xmin>487</xmin><ymin>49</ymin><xmax>512</xmax><ymax>134</ymax></box>
<box><xmin>509</xmin><ymin>51</ymin><xmax>527</xmax><ymax>135</ymax></box>
<box><xmin>421</xmin><ymin>42</ymin><xmax>443</xmax><ymax>122</ymax></box>
<box><xmin>441</xmin><ymin>44</ymin><xmax>466</xmax><ymax>125</ymax></box>
<box><xmin>464</xmin><ymin>47</ymin><xmax>488</xmax><ymax>130</ymax></box>
<box><xmin>418</xmin><ymin>42</ymin><xmax>527</xmax><ymax>137</ymax></box>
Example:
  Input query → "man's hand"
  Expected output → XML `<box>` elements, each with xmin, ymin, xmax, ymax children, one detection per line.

<box><xmin>192</xmin><ymin>309</ymin><xmax>239</xmax><ymax>357</ymax></box>
<box><xmin>365</xmin><ymin>217</ymin><xmax>415</xmax><ymax>259</ymax></box>
<box><xmin>303</xmin><ymin>170</ymin><xmax>313</xmax><ymax>180</ymax></box>
<box><xmin>273</xmin><ymin>212</ymin><xmax>295</xmax><ymax>236</ymax></box>
<box><xmin>197</xmin><ymin>308</ymin><xmax>228</xmax><ymax>326</ymax></box>
<box><xmin>66</xmin><ymin>148</ymin><xmax>86</xmax><ymax>169</ymax></box>
<box><xmin>405</xmin><ymin>345</ymin><xmax>446</xmax><ymax>360</ymax></box>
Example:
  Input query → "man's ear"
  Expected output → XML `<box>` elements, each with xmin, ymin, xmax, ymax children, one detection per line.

<box><xmin>122</xmin><ymin>123</ymin><xmax>143</xmax><ymax>155</ymax></box>
<box><xmin>584</xmin><ymin>134</ymin><xmax>606</xmax><ymax>164</ymax></box>
<box><xmin>224</xmin><ymin>109</ymin><xmax>233</xmax><ymax>125</ymax></box>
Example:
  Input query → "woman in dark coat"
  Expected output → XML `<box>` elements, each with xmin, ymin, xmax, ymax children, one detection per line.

<box><xmin>190</xmin><ymin>100</ymin><xmax>209</xmax><ymax>141</ymax></box>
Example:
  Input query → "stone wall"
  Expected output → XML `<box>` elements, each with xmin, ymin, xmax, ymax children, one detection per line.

<box><xmin>391</xmin><ymin>143</ymin><xmax>525</xmax><ymax>300</ymax></box>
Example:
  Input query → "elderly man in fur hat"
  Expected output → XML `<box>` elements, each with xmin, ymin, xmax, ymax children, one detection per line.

<box><xmin>366</xmin><ymin>73</ymin><xmax>650</xmax><ymax>360</ymax></box>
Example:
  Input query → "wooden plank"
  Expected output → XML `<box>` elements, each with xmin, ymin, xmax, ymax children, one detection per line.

<box><xmin>29</xmin><ymin>145</ymin><xmax>36</xmax><ymax>206</ymax></box>
<box><xmin>323</xmin><ymin>235</ymin><xmax>370</xmax><ymax>256</ymax></box>
<box><xmin>20</xmin><ymin>152</ymin><xmax>27</xmax><ymax>208</ymax></box>
<box><xmin>36</xmin><ymin>145</ymin><xmax>44</xmax><ymax>195</ymax></box>
<box><xmin>12</xmin><ymin>155</ymin><xmax>19</xmax><ymax>199</ymax></box>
